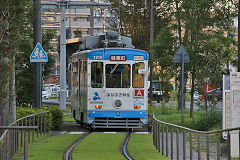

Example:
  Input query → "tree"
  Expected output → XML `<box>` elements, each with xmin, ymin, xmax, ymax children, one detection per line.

<box><xmin>152</xmin><ymin>26</ymin><xmax>176</xmax><ymax>99</ymax></box>
<box><xmin>15</xmin><ymin>29</ymin><xmax>56</xmax><ymax>107</ymax></box>
<box><xmin>152</xmin><ymin>0</ymin><xmax>237</xmax><ymax>117</ymax></box>
<box><xmin>74</xmin><ymin>29</ymin><xmax>82</xmax><ymax>38</ymax></box>
<box><xmin>0</xmin><ymin>0</ymin><xmax>56</xmax><ymax>113</ymax></box>
<box><xmin>0</xmin><ymin>0</ymin><xmax>32</xmax><ymax>125</ymax></box>
<box><xmin>106</xmin><ymin>0</ymin><xmax>171</xmax><ymax>51</ymax></box>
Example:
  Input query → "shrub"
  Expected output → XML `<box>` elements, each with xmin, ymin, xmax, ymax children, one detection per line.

<box><xmin>192</xmin><ymin>110</ymin><xmax>222</xmax><ymax>131</ymax></box>
<box><xmin>16</xmin><ymin>106</ymin><xmax>64</xmax><ymax>131</ymax></box>
<box><xmin>16</xmin><ymin>107</ymin><xmax>40</xmax><ymax>119</ymax></box>
<box><xmin>16</xmin><ymin>106</ymin><xmax>52</xmax><ymax>132</ymax></box>
<box><xmin>46</xmin><ymin>107</ymin><xmax>63</xmax><ymax>131</ymax></box>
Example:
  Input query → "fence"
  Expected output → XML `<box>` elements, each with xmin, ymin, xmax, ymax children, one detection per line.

<box><xmin>0</xmin><ymin>111</ymin><xmax>50</xmax><ymax>160</ymax></box>
<box><xmin>152</xmin><ymin>112</ymin><xmax>240</xmax><ymax>160</ymax></box>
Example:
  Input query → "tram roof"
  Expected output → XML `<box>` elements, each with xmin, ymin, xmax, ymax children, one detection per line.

<box><xmin>72</xmin><ymin>48</ymin><xmax>149</xmax><ymax>61</ymax></box>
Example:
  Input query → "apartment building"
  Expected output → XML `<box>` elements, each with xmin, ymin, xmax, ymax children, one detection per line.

<box><xmin>42</xmin><ymin>0</ymin><xmax>111</xmax><ymax>85</ymax></box>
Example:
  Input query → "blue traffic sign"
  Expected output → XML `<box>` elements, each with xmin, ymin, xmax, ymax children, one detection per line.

<box><xmin>30</xmin><ymin>42</ymin><xmax>48</xmax><ymax>62</ymax></box>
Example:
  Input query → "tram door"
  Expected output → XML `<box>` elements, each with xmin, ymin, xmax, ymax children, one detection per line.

<box><xmin>72</xmin><ymin>61</ymin><xmax>79</xmax><ymax>120</ymax></box>
<box><xmin>78</xmin><ymin>60</ymin><xmax>88</xmax><ymax>123</ymax></box>
<box><xmin>89</xmin><ymin>62</ymin><xmax>104</xmax><ymax>110</ymax></box>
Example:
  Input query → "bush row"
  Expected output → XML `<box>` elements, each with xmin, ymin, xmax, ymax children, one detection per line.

<box><xmin>16</xmin><ymin>106</ymin><xmax>63</xmax><ymax>131</ymax></box>
<box><xmin>152</xmin><ymin>104</ymin><xmax>222</xmax><ymax>131</ymax></box>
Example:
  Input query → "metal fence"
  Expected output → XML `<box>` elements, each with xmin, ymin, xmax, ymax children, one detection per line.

<box><xmin>0</xmin><ymin>111</ymin><xmax>50</xmax><ymax>160</ymax></box>
<box><xmin>152</xmin><ymin>112</ymin><xmax>240</xmax><ymax>160</ymax></box>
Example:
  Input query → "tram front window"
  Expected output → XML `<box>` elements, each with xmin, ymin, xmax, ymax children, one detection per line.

<box><xmin>106</xmin><ymin>64</ymin><xmax>130</xmax><ymax>88</ymax></box>
<box><xmin>133</xmin><ymin>62</ymin><xmax>144</xmax><ymax>88</ymax></box>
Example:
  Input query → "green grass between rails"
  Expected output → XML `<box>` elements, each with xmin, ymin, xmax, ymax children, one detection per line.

<box><xmin>128</xmin><ymin>134</ymin><xmax>170</xmax><ymax>160</ymax></box>
<box><xmin>72</xmin><ymin>133</ymin><xmax>126</xmax><ymax>160</ymax></box>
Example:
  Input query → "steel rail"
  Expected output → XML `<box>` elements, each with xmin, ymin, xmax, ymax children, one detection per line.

<box><xmin>64</xmin><ymin>132</ymin><xmax>91</xmax><ymax>160</ymax></box>
<box><xmin>121</xmin><ymin>132</ymin><xmax>134</xmax><ymax>160</ymax></box>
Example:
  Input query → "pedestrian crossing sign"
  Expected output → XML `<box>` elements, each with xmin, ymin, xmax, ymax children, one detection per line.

<box><xmin>30</xmin><ymin>42</ymin><xmax>48</xmax><ymax>62</ymax></box>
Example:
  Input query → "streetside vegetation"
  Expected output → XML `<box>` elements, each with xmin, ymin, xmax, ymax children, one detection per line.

<box><xmin>0</xmin><ymin>0</ymin><xmax>56</xmax><ymax>127</ymax></box>
<box><xmin>150</xmin><ymin>103</ymin><xmax>222</xmax><ymax>131</ymax></box>
<box><xmin>42</xmin><ymin>103</ymin><xmax>74</xmax><ymax>122</ymax></box>
<box><xmin>128</xmin><ymin>134</ymin><xmax>170</xmax><ymax>160</ymax></box>
<box><xmin>16</xmin><ymin>106</ymin><xmax>63</xmax><ymax>131</ymax></box>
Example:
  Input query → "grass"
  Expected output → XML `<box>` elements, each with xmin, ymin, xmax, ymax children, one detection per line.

<box><xmin>19</xmin><ymin>134</ymin><xmax>82</xmax><ymax>160</ymax></box>
<box><xmin>128</xmin><ymin>134</ymin><xmax>170</xmax><ymax>160</ymax></box>
<box><xmin>12</xmin><ymin>133</ymin><xmax>52</xmax><ymax>160</ymax></box>
<box><xmin>149</xmin><ymin>103</ymin><xmax>203</xmax><ymax>129</ymax></box>
<box><xmin>72</xmin><ymin>133</ymin><xmax>126</xmax><ymax>160</ymax></box>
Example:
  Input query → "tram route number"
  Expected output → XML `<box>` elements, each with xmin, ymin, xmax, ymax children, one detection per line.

<box><xmin>93</xmin><ymin>56</ymin><xmax>103</xmax><ymax>60</ymax></box>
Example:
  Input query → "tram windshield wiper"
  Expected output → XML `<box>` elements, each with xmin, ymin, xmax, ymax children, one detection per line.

<box><xmin>110</xmin><ymin>64</ymin><xmax>118</xmax><ymax>74</ymax></box>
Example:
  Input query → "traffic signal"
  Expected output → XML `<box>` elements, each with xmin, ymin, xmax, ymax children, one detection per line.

<box><xmin>227</xmin><ymin>32</ymin><xmax>236</xmax><ymax>37</ymax></box>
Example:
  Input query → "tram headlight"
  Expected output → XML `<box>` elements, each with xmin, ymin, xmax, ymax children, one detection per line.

<box><xmin>114</xmin><ymin>100</ymin><xmax>122</xmax><ymax>108</ymax></box>
<box><xmin>134</xmin><ymin>105</ymin><xmax>141</xmax><ymax>109</ymax></box>
<box><xmin>95</xmin><ymin>105</ymin><xmax>102</xmax><ymax>109</ymax></box>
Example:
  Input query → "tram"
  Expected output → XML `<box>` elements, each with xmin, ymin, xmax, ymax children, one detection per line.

<box><xmin>71</xmin><ymin>32</ymin><xmax>149</xmax><ymax>128</ymax></box>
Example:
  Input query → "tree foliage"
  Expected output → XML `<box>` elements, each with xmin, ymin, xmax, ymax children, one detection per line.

<box><xmin>16</xmin><ymin>28</ymin><xmax>56</xmax><ymax>107</ymax></box>
<box><xmin>0</xmin><ymin>0</ymin><xmax>28</xmax><ymax>103</ymax></box>
<box><xmin>106</xmin><ymin>0</ymin><xmax>171</xmax><ymax>51</ymax></box>
<box><xmin>0</xmin><ymin>0</ymin><xmax>56</xmax><ymax>107</ymax></box>
<box><xmin>152</xmin><ymin>0</ymin><xmax>237</xmax><ymax>113</ymax></box>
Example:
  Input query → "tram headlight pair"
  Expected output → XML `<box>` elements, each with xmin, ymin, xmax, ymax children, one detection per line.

<box><xmin>134</xmin><ymin>105</ymin><xmax>141</xmax><ymax>109</ymax></box>
<box><xmin>95</xmin><ymin>105</ymin><xmax>102</xmax><ymax>109</ymax></box>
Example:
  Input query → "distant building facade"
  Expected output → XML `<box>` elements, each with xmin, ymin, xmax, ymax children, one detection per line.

<box><xmin>42</xmin><ymin>0</ymin><xmax>112</xmax><ymax>85</ymax></box>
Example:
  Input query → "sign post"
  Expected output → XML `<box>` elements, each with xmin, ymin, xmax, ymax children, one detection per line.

<box><xmin>174</xmin><ymin>45</ymin><xmax>190</xmax><ymax>124</ymax></box>
<box><xmin>30</xmin><ymin>43</ymin><xmax>48</xmax><ymax>63</ymax></box>
<box><xmin>30</xmin><ymin>42</ymin><xmax>48</xmax><ymax>109</ymax></box>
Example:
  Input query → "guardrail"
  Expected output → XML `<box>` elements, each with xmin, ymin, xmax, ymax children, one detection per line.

<box><xmin>0</xmin><ymin>111</ymin><xmax>50</xmax><ymax>160</ymax></box>
<box><xmin>152</xmin><ymin>112</ymin><xmax>240</xmax><ymax>160</ymax></box>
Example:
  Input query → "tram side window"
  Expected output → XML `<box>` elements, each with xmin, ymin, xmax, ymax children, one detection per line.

<box><xmin>133</xmin><ymin>62</ymin><xmax>144</xmax><ymax>88</ymax></box>
<box><xmin>91</xmin><ymin>62</ymin><xmax>103</xmax><ymax>88</ymax></box>
<box><xmin>72</xmin><ymin>62</ymin><xmax>78</xmax><ymax>85</ymax></box>
<box><xmin>106</xmin><ymin>64</ymin><xmax>130</xmax><ymax>88</ymax></box>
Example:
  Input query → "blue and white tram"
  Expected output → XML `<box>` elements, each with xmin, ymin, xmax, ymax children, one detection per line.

<box><xmin>71</xmin><ymin>33</ymin><xmax>149</xmax><ymax>128</ymax></box>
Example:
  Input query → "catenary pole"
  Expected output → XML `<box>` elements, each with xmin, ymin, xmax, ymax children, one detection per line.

<box><xmin>149</xmin><ymin>0</ymin><xmax>154</xmax><ymax>104</ymax></box>
<box><xmin>238</xmin><ymin>0</ymin><xmax>240</xmax><ymax>71</ymax></box>
<box><xmin>60</xmin><ymin>0</ymin><xmax>67</xmax><ymax>110</ymax></box>
<box><xmin>33</xmin><ymin>0</ymin><xmax>42</xmax><ymax>109</ymax></box>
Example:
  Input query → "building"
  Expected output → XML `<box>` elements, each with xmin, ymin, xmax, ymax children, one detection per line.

<box><xmin>42</xmin><ymin>0</ymin><xmax>112</xmax><ymax>85</ymax></box>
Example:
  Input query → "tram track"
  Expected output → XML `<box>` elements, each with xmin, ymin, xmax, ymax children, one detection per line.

<box><xmin>63</xmin><ymin>128</ymin><xmax>134</xmax><ymax>160</ymax></box>
<box><xmin>63</xmin><ymin>132</ymin><xmax>91</xmax><ymax>160</ymax></box>
<box><xmin>121</xmin><ymin>132</ymin><xmax>134</xmax><ymax>160</ymax></box>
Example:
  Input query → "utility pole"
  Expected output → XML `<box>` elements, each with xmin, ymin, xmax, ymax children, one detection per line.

<box><xmin>60</xmin><ymin>0</ymin><xmax>67</xmax><ymax>111</ymax></box>
<box><xmin>42</xmin><ymin>1</ymin><xmax>111</xmax><ymax>110</ymax></box>
<box><xmin>238</xmin><ymin>0</ymin><xmax>240</xmax><ymax>71</ymax></box>
<box><xmin>149</xmin><ymin>0</ymin><xmax>154</xmax><ymax>105</ymax></box>
<box><xmin>33</xmin><ymin>0</ymin><xmax>42</xmax><ymax>109</ymax></box>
